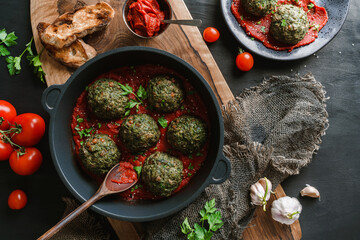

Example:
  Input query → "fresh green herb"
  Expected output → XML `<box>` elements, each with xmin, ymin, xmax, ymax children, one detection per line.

<box><xmin>137</xmin><ymin>85</ymin><xmax>147</xmax><ymax>100</ymax></box>
<box><xmin>188</xmin><ymin>155</ymin><xmax>193</xmax><ymax>160</ymax></box>
<box><xmin>188</xmin><ymin>173</ymin><xmax>192</xmax><ymax>177</ymax></box>
<box><xmin>77</xmin><ymin>127</ymin><xmax>93</xmax><ymax>139</ymax></box>
<box><xmin>308</xmin><ymin>3</ymin><xmax>314</xmax><ymax>9</ymax></box>
<box><xmin>134</xmin><ymin>166</ymin><xmax>142</xmax><ymax>176</ymax></box>
<box><xmin>180</xmin><ymin>105</ymin><xmax>185</xmax><ymax>110</ymax></box>
<box><xmin>181</xmin><ymin>199</ymin><xmax>223</xmax><ymax>240</ymax></box>
<box><xmin>76</xmin><ymin>116</ymin><xmax>84</xmax><ymax>123</ymax></box>
<box><xmin>97</xmin><ymin>123</ymin><xmax>102</xmax><ymax>129</ymax></box>
<box><xmin>260</xmin><ymin>26</ymin><xmax>266</xmax><ymax>33</ymax></box>
<box><xmin>240</xmin><ymin>16</ymin><xmax>243</xmax><ymax>20</ymax></box>
<box><xmin>188</xmin><ymin>163</ymin><xmax>194</xmax><ymax>170</ymax></box>
<box><xmin>281</xmin><ymin>19</ymin><xmax>287</xmax><ymax>27</ymax></box>
<box><xmin>80</xmin><ymin>141</ymin><xmax>84</xmax><ymax>146</ymax></box>
<box><xmin>131</xmin><ymin>188</ymin><xmax>135</xmax><ymax>192</ymax></box>
<box><xmin>124</xmin><ymin>109</ymin><xmax>131</xmax><ymax>117</ymax></box>
<box><xmin>256</xmin><ymin>21</ymin><xmax>261</xmax><ymax>25</ymax></box>
<box><xmin>5</xmin><ymin>37</ymin><xmax>45</xmax><ymax>82</ymax></box>
<box><xmin>271</xmin><ymin>11</ymin><xmax>275</xmax><ymax>14</ymax></box>
<box><xmin>250</xmin><ymin>37</ymin><xmax>255</xmax><ymax>41</ymax></box>
<box><xmin>196</xmin><ymin>152</ymin><xmax>203</xmax><ymax>157</ymax></box>
<box><xmin>158</xmin><ymin>116</ymin><xmax>168</xmax><ymax>128</ymax></box>
<box><xmin>0</xmin><ymin>29</ymin><xmax>17</xmax><ymax>56</ymax></box>
<box><xmin>153</xmin><ymin>146</ymin><xmax>158</xmax><ymax>150</ymax></box>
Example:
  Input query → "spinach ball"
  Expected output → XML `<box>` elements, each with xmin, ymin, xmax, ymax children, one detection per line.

<box><xmin>141</xmin><ymin>152</ymin><xmax>183</xmax><ymax>197</ymax></box>
<box><xmin>119</xmin><ymin>114</ymin><xmax>160</xmax><ymax>153</ymax></box>
<box><xmin>167</xmin><ymin>115</ymin><xmax>207</xmax><ymax>154</ymax></box>
<box><xmin>270</xmin><ymin>4</ymin><xmax>309</xmax><ymax>45</ymax></box>
<box><xmin>242</xmin><ymin>0</ymin><xmax>277</xmax><ymax>17</ymax></box>
<box><xmin>87</xmin><ymin>78</ymin><xmax>129</xmax><ymax>120</ymax></box>
<box><xmin>79</xmin><ymin>134</ymin><xmax>121</xmax><ymax>175</ymax></box>
<box><xmin>147</xmin><ymin>75</ymin><xmax>185</xmax><ymax>113</ymax></box>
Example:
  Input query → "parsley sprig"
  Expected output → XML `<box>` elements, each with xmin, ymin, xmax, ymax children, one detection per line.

<box><xmin>118</xmin><ymin>83</ymin><xmax>147</xmax><ymax>116</ymax></box>
<box><xmin>158</xmin><ymin>116</ymin><xmax>168</xmax><ymax>128</ymax></box>
<box><xmin>0</xmin><ymin>29</ymin><xmax>17</xmax><ymax>56</ymax></box>
<box><xmin>181</xmin><ymin>199</ymin><xmax>223</xmax><ymax>240</ymax></box>
<box><xmin>5</xmin><ymin>37</ymin><xmax>45</xmax><ymax>82</ymax></box>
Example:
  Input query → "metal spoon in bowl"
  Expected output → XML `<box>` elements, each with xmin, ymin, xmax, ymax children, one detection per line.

<box><xmin>37</xmin><ymin>163</ymin><xmax>138</xmax><ymax>240</ymax></box>
<box><xmin>161</xmin><ymin>19</ymin><xmax>202</xmax><ymax>27</ymax></box>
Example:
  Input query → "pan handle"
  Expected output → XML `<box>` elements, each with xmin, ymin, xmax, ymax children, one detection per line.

<box><xmin>41</xmin><ymin>84</ymin><xmax>63</xmax><ymax>114</ymax></box>
<box><xmin>209</xmin><ymin>152</ymin><xmax>231</xmax><ymax>185</ymax></box>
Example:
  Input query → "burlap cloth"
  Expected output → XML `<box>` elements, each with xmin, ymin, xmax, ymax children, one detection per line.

<box><xmin>56</xmin><ymin>73</ymin><xmax>328</xmax><ymax>240</ymax></box>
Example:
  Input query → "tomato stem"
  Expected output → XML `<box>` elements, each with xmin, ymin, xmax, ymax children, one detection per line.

<box><xmin>0</xmin><ymin>128</ymin><xmax>24</xmax><ymax>151</ymax></box>
<box><xmin>238</xmin><ymin>47</ymin><xmax>245</xmax><ymax>54</ymax></box>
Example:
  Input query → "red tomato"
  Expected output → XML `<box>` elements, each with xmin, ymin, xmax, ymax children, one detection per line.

<box><xmin>0</xmin><ymin>133</ymin><xmax>13</xmax><ymax>161</ymax></box>
<box><xmin>9</xmin><ymin>147</ymin><xmax>43</xmax><ymax>175</ymax></box>
<box><xmin>8</xmin><ymin>189</ymin><xmax>27</xmax><ymax>210</ymax></box>
<box><xmin>0</xmin><ymin>100</ymin><xmax>17</xmax><ymax>130</ymax></box>
<box><xmin>203</xmin><ymin>27</ymin><xmax>220</xmax><ymax>43</ymax></box>
<box><xmin>10</xmin><ymin>113</ymin><xmax>45</xmax><ymax>147</ymax></box>
<box><xmin>236</xmin><ymin>50</ymin><xmax>254</xmax><ymax>71</ymax></box>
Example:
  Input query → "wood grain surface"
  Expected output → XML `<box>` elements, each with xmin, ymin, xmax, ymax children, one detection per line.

<box><xmin>30</xmin><ymin>0</ymin><xmax>301</xmax><ymax>239</ymax></box>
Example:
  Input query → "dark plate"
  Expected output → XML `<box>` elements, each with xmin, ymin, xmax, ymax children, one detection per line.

<box><xmin>220</xmin><ymin>0</ymin><xmax>350</xmax><ymax>60</ymax></box>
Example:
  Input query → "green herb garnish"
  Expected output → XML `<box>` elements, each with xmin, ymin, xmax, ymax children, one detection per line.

<box><xmin>0</xmin><ymin>29</ymin><xmax>17</xmax><ymax>56</ymax></box>
<box><xmin>181</xmin><ymin>199</ymin><xmax>223</xmax><ymax>240</ymax></box>
<box><xmin>308</xmin><ymin>3</ymin><xmax>314</xmax><ymax>9</ymax></box>
<box><xmin>281</xmin><ymin>19</ymin><xmax>287</xmax><ymax>27</ymax></box>
<box><xmin>77</xmin><ymin>127</ymin><xmax>93</xmax><ymax>139</ymax></box>
<box><xmin>134</xmin><ymin>166</ymin><xmax>142</xmax><ymax>176</ymax></box>
<box><xmin>158</xmin><ymin>116</ymin><xmax>168</xmax><ymax>128</ymax></box>
<box><xmin>260</xmin><ymin>26</ymin><xmax>266</xmax><ymax>33</ymax></box>
<box><xmin>188</xmin><ymin>163</ymin><xmax>194</xmax><ymax>170</ymax></box>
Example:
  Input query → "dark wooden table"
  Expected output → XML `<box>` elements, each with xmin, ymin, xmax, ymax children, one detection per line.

<box><xmin>1</xmin><ymin>1</ymin><xmax>359</xmax><ymax>239</ymax></box>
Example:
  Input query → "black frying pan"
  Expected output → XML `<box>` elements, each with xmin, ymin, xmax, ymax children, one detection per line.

<box><xmin>41</xmin><ymin>46</ymin><xmax>231</xmax><ymax>221</ymax></box>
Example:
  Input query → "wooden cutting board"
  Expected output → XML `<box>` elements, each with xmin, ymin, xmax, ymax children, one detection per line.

<box><xmin>30</xmin><ymin>0</ymin><xmax>301</xmax><ymax>239</ymax></box>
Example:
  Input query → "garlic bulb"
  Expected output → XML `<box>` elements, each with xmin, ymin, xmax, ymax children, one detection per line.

<box><xmin>300</xmin><ymin>184</ymin><xmax>320</xmax><ymax>199</ymax></box>
<box><xmin>271</xmin><ymin>196</ymin><xmax>302</xmax><ymax>225</ymax></box>
<box><xmin>250</xmin><ymin>177</ymin><xmax>272</xmax><ymax>211</ymax></box>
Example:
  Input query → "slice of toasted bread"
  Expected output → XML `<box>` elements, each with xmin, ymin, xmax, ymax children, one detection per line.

<box><xmin>38</xmin><ymin>22</ymin><xmax>97</xmax><ymax>68</ymax></box>
<box><xmin>38</xmin><ymin>2</ymin><xmax>115</xmax><ymax>49</ymax></box>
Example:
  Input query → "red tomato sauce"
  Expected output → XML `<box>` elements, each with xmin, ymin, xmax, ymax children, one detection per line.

<box><xmin>127</xmin><ymin>0</ymin><xmax>166</xmax><ymax>37</ymax></box>
<box><xmin>111</xmin><ymin>162</ymin><xmax>138</xmax><ymax>184</ymax></box>
<box><xmin>71</xmin><ymin>64</ymin><xmax>210</xmax><ymax>200</ymax></box>
<box><xmin>231</xmin><ymin>0</ymin><xmax>328</xmax><ymax>52</ymax></box>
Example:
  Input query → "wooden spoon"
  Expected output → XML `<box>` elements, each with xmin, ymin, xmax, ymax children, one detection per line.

<box><xmin>37</xmin><ymin>163</ymin><xmax>138</xmax><ymax>240</ymax></box>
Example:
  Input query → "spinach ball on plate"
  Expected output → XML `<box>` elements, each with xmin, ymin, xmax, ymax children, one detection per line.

<box><xmin>270</xmin><ymin>4</ymin><xmax>309</xmax><ymax>45</ymax></box>
<box><xmin>119</xmin><ymin>114</ymin><xmax>160</xmax><ymax>153</ymax></box>
<box><xmin>79</xmin><ymin>134</ymin><xmax>121</xmax><ymax>175</ymax></box>
<box><xmin>242</xmin><ymin>0</ymin><xmax>277</xmax><ymax>17</ymax></box>
<box><xmin>167</xmin><ymin>115</ymin><xmax>207</xmax><ymax>154</ymax></box>
<box><xmin>87</xmin><ymin>78</ymin><xmax>129</xmax><ymax>120</ymax></box>
<box><xmin>147</xmin><ymin>75</ymin><xmax>185</xmax><ymax>113</ymax></box>
<box><xmin>141</xmin><ymin>152</ymin><xmax>183</xmax><ymax>197</ymax></box>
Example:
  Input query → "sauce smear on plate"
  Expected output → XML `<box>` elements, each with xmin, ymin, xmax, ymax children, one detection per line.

<box><xmin>231</xmin><ymin>0</ymin><xmax>328</xmax><ymax>51</ymax></box>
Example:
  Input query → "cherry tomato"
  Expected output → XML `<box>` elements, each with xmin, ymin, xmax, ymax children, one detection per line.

<box><xmin>236</xmin><ymin>50</ymin><xmax>254</xmax><ymax>71</ymax></box>
<box><xmin>203</xmin><ymin>27</ymin><xmax>220</xmax><ymax>43</ymax></box>
<box><xmin>8</xmin><ymin>189</ymin><xmax>27</xmax><ymax>210</ymax></box>
<box><xmin>9</xmin><ymin>147</ymin><xmax>43</xmax><ymax>175</ymax></box>
<box><xmin>0</xmin><ymin>100</ymin><xmax>17</xmax><ymax>130</ymax></box>
<box><xmin>0</xmin><ymin>133</ymin><xmax>13</xmax><ymax>161</ymax></box>
<box><xmin>10</xmin><ymin>113</ymin><xmax>45</xmax><ymax>147</ymax></box>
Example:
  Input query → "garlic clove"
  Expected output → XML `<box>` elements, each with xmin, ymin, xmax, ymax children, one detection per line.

<box><xmin>250</xmin><ymin>177</ymin><xmax>272</xmax><ymax>211</ymax></box>
<box><xmin>300</xmin><ymin>184</ymin><xmax>320</xmax><ymax>200</ymax></box>
<box><xmin>271</xmin><ymin>196</ymin><xmax>302</xmax><ymax>225</ymax></box>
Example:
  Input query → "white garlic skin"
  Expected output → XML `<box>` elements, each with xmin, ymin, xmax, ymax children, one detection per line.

<box><xmin>250</xmin><ymin>177</ymin><xmax>272</xmax><ymax>206</ymax></box>
<box><xmin>271</xmin><ymin>196</ymin><xmax>302</xmax><ymax>225</ymax></box>
<box><xmin>300</xmin><ymin>184</ymin><xmax>320</xmax><ymax>199</ymax></box>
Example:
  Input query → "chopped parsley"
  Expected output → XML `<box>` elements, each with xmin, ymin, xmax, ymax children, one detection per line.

<box><xmin>134</xmin><ymin>166</ymin><xmax>142</xmax><ymax>176</ymax></box>
<box><xmin>281</xmin><ymin>19</ymin><xmax>287</xmax><ymax>27</ymax></box>
<box><xmin>188</xmin><ymin>163</ymin><xmax>194</xmax><ymax>170</ymax></box>
<box><xmin>261</xmin><ymin>26</ymin><xmax>266</xmax><ymax>33</ymax></box>
<box><xmin>158</xmin><ymin>116</ymin><xmax>168</xmax><ymax>128</ymax></box>
<box><xmin>77</xmin><ymin>127</ymin><xmax>93</xmax><ymax>139</ymax></box>
<box><xmin>308</xmin><ymin>3</ymin><xmax>314</xmax><ymax>9</ymax></box>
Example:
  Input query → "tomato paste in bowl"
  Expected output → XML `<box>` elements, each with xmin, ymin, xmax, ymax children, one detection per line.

<box><xmin>124</xmin><ymin>0</ymin><xmax>171</xmax><ymax>38</ymax></box>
